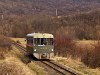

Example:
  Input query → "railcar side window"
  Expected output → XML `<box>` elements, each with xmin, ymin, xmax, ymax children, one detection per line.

<box><xmin>51</xmin><ymin>38</ymin><xmax>54</xmax><ymax>45</ymax></box>
<box><xmin>27</xmin><ymin>37</ymin><xmax>33</xmax><ymax>44</ymax></box>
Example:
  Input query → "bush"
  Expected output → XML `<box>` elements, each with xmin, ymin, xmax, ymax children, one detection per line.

<box><xmin>81</xmin><ymin>41</ymin><xmax>100</xmax><ymax>68</ymax></box>
<box><xmin>0</xmin><ymin>35</ymin><xmax>12</xmax><ymax>50</ymax></box>
<box><xmin>54</xmin><ymin>34</ymin><xmax>76</xmax><ymax>57</ymax></box>
<box><xmin>0</xmin><ymin>35</ymin><xmax>12</xmax><ymax>59</ymax></box>
<box><xmin>55</xmin><ymin>33</ymin><xmax>100</xmax><ymax>68</ymax></box>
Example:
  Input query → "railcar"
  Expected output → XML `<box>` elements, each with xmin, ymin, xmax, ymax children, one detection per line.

<box><xmin>26</xmin><ymin>33</ymin><xmax>54</xmax><ymax>59</ymax></box>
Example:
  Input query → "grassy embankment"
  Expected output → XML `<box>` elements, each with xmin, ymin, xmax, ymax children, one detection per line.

<box><xmin>0</xmin><ymin>37</ymin><xmax>47</xmax><ymax>75</ymax></box>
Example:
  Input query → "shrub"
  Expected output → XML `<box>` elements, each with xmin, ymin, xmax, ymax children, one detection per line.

<box><xmin>0</xmin><ymin>35</ymin><xmax>12</xmax><ymax>50</ymax></box>
<box><xmin>0</xmin><ymin>35</ymin><xmax>12</xmax><ymax>59</ymax></box>
<box><xmin>55</xmin><ymin>33</ymin><xmax>100</xmax><ymax>68</ymax></box>
<box><xmin>81</xmin><ymin>41</ymin><xmax>100</xmax><ymax>68</ymax></box>
<box><xmin>54</xmin><ymin>34</ymin><xmax>76</xmax><ymax>58</ymax></box>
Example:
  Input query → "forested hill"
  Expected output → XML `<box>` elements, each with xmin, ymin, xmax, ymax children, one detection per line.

<box><xmin>0</xmin><ymin>0</ymin><xmax>100</xmax><ymax>16</ymax></box>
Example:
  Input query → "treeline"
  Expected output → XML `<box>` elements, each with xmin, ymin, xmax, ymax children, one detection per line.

<box><xmin>57</xmin><ymin>10</ymin><xmax>100</xmax><ymax>40</ymax></box>
<box><xmin>0</xmin><ymin>14</ymin><xmax>56</xmax><ymax>37</ymax></box>
<box><xmin>0</xmin><ymin>10</ymin><xmax>100</xmax><ymax>40</ymax></box>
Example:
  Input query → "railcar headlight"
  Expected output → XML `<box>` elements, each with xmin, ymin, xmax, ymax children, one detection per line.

<box><xmin>34</xmin><ymin>49</ymin><xmax>36</xmax><ymax>51</ymax></box>
<box><xmin>51</xmin><ymin>49</ymin><xmax>54</xmax><ymax>51</ymax></box>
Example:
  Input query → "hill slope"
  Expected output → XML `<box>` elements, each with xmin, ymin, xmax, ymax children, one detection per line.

<box><xmin>0</xmin><ymin>0</ymin><xmax>100</xmax><ymax>15</ymax></box>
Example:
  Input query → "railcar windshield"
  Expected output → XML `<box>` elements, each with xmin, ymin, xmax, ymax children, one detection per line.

<box><xmin>34</xmin><ymin>38</ymin><xmax>53</xmax><ymax>45</ymax></box>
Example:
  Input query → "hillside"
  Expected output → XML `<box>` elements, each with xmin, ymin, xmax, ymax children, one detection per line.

<box><xmin>0</xmin><ymin>9</ymin><xmax>100</xmax><ymax>39</ymax></box>
<box><xmin>0</xmin><ymin>0</ymin><xmax>100</xmax><ymax>39</ymax></box>
<box><xmin>0</xmin><ymin>0</ymin><xmax>100</xmax><ymax>16</ymax></box>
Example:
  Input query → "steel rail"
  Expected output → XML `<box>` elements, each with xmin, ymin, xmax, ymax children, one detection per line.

<box><xmin>41</xmin><ymin>61</ymin><xmax>76</xmax><ymax>75</ymax></box>
<box><xmin>12</xmin><ymin>41</ymin><xmax>27</xmax><ymax>54</ymax></box>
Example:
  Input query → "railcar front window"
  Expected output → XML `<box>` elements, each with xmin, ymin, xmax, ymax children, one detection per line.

<box><xmin>34</xmin><ymin>38</ymin><xmax>41</xmax><ymax>45</ymax></box>
<box><xmin>46</xmin><ymin>38</ymin><xmax>53</xmax><ymax>45</ymax></box>
<box><xmin>34</xmin><ymin>38</ymin><xmax>53</xmax><ymax>45</ymax></box>
<box><xmin>41</xmin><ymin>38</ymin><xmax>47</xmax><ymax>45</ymax></box>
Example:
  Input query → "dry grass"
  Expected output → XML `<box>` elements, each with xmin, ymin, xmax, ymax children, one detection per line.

<box><xmin>0</xmin><ymin>57</ymin><xmax>36</xmax><ymax>75</ymax></box>
<box><xmin>0</xmin><ymin>37</ymin><xmax>47</xmax><ymax>75</ymax></box>
<box><xmin>8</xmin><ymin>46</ymin><xmax>30</xmax><ymax>64</ymax></box>
<box><xmin>0</xmin><ymin>45</ymin><xmax>36</xmax><ymax>75</ymax></box>
<box><xmin>9</xmin><ymin>46</ymin><xmax>47</xmax><ymax>75</ymax></box>
<box><xmin>0</xmin><ymin>36</ymin><xmax>12</xmax><ymax>59</ymax></box>
<box><xmin>75</xmin><ymin>40</ymin><xmax>100</xmax><ymax>68</ymax></box>
<box><xmin>75</xmin><ymin>40</ymin><xmax>98</xmax><ymax>49</ymax></box>
<box><xmin>28</xmin><ymin>62</ymin><xmax>47</xmax><ymax>75</ymax></box>
<box><xmin>53</xmin><ymin>56</ymin><xmax>100</xmax><ymax>75</ymax></box>
<box><xmin>0</xmin><ymin>48</ymin><xmax>7</xmax><ymax>59</ymax></box>
<box><xmin>11</xmin><ymin>38</ymin><xmax>26</xmax><ymax>47</ymax></box>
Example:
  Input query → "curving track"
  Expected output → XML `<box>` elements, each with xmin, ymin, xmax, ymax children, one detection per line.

<box><xmin>41</xmin><ymin>61</ymin><xmax>76</xmax><ymax>75</ymax></box>
<box><xmin>12</xmin><ymin>41</ymin><xmax>81</xmax><ymax>75</ymax></box>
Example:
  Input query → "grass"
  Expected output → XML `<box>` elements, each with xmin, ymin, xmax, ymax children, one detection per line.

<box><xmin>9</xmin><ymin>46</ymin><xmax>30</xmax><ymax>64</ymax></box>
<box><xmin>53</xmin><ymin>56</ymin><xmax>100</xmax><ymax>75</ymax></box>
<box><xmin>75</xmin><ymin>40</ymin><xmax>98</xmax><ymax>49</ymax></box>
<box><xmin>9</xmin><ymin>45</ymin><xmax>47</xmax><ymax>75</ymax></box>
<box><xmin>11</xmin><ymin>46</ymin><xmax>47</xmax><ymax>75</ymax></box>
<box><xmin>0</xmin><ymin>57</ymin><xmax>36</xmax><ymax>75</ymax></box>
<box><xmin>28</xmin><ymin>62</ymin><xmax>47</xmax><ymax>75</ymax></box>
<box><xmin>0</xmin><ymin>48</ymin><xmax>7</xmax><ymax>59</ymax></box>
<box><xmin>11</xmin><ymin>38</ymin><xmax>26</xmax><ymax>47</ymax></box>
<box><xmin>0</xmin><ymin>45</ymin><xmax>36</xmax><ymax>75</ymax></box>
<box><xmin>0</xmin><ymin>37</ymin><xmax>47</xmax><ymax>75</ymax></box>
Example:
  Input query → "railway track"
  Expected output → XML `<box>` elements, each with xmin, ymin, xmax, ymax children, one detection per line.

<box><xmin>41</xmin><ymin>61</ymin><xmax>76</xmax><ymax>75</ymax></box>
<box><xmin>12</xmin><ymin>41</ymin><xmax>27</xmax><ymax>54</ymax></box>
<box><xmin>12</xmin><ymin>41</ymin><xmax>81</xmax><ymax>75</ymax></box>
